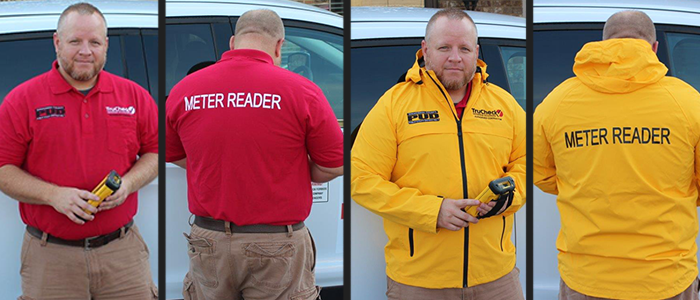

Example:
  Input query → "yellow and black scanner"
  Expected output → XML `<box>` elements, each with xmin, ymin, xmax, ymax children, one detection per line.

<box><xmin>83</xmin><ymin>170</ymin><xmax>121</xmax><ymax>215</ymax></box>
<box><xmin>466</xmin><ymin>176</ymin><xmax>515</xmax><ymax>218</ymax></box>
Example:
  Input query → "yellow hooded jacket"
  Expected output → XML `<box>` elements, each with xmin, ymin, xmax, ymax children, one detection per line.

<box><xmin>534</xmin><ymin>39</ymin><xmax>700</xmax><ymax>299</ymax></box>
<box><xmin>351</xmin><ymin>49</ymin><xmax>526</xmax><ymax>288</ymax></box>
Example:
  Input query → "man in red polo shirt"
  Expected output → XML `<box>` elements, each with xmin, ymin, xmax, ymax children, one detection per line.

<box><xmin>0</xmin><ymin>3</ymin><xmax>158</xmax><ymax>299</ymax></box>
<box><xmin>166</xmin><ymin>9</ymin><xmax>343</xmax><ymax>300</ymax></box>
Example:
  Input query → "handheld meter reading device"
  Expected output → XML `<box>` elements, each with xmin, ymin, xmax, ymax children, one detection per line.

<box><xmin>83</xmin><ymin>170</ymin><xmax>122</xmax><ymax>215</ymax></box>
<box><xmin>465</xmin><ymin>176</ymin><xmax>515</xmax><ymax>218</ymax></box>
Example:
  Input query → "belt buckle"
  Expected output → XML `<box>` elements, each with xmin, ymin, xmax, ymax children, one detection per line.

<box><xmin>84</xmin><ymin>235</ymin><xmax>99</xmax><ymax>250</ymax></box>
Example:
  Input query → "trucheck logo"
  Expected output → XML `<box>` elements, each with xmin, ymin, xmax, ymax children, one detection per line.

<box><xmin>106</xmin><ymin>106</ymin><xmax>135</xmax><ymax>116</ymax></box>
<box><xmin>407</xmin><ymin>110</ymin><xmax>440</xmax><ymax>124</ymax></box>
<box><xmin>472</xmin><ymin>108</ymin><xmax>503</xmax><ymax>120</ymax></box>
<box><xmin>35</xmin><ymin>106</ymin><xmax>65</xmax><ymax>120</ymax></box>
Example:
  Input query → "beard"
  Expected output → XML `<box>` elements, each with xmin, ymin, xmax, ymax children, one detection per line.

<box><xmin>425</xmin><ymin>58</ymin><xmax>475</xmax><ymax>91</ymax></box>
<box><xmin>57</xmin><ymin>53</ymin><xmax>106</xmax><ymax>82</ymax></box>
<box><xmin>436</xmin><ymin>70</ymin><xmax>469</xmax><ymax>90</ymax></box>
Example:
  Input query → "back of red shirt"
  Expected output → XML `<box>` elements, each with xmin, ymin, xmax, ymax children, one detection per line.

<box><xmin>166</xmin><ymin>49</ymin><xmax>343</xmax><ymax>225</ymax></box>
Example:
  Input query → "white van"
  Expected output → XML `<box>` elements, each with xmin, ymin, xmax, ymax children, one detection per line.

<box><xmin>165</xmin><ymin>0</ymin><xmax>344</xmax><ymax>299</ymax></box>
<box><xmin>350</xmin><ymin>7</ymin><xmax>526</xmax><ymax>299</ymax></box>
<box><xmin>0</xmin><ymin>0</ymin><xmax>158</xmax><ymax>297</ymax></box>
<box><xmin>534</xmin><ymin>1</ymin><xmax>700</xmax><ymax>298</ymax></box>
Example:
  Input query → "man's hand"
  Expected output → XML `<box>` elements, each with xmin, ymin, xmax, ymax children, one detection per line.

<box><xmin>98</xmin><ymin>179</ymin><xmax>132</xmax><ymax>211</ymax></box>
<box><xmin>98</xmin><ymin>152</ymin><xmax>157</xmax><ymax>211</ymax></box>
<box><xmin>48</xmin><ymin>187</ymin><xmax>99</xmax><ymax>225</ymax></box>
<box><xmin>437</xmin><ymin>198</ymin><xmax>480</xmax><ymax>231</ymax></box>
<box><xmin>476</xmin><ymin>200</ymin><xmax>507</xmax><ymax>217</ymax></box>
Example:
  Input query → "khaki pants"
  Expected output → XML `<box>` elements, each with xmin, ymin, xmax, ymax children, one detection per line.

<box><xmin>19</xmin><ymin>224</ymin><xmax>157</xmax><ymax>300</ymax></box>
<box><xmin>386</xmin><ymin>267</ymin><xmax>524</xmax><ymax>300</ymax></box>
<box><xmin>559</xmin><ymin>278</ymin><xmax>700</xmax><ymax>300</ymax></box>
<box><xmin>182</xmin><ymin>224</ymin><xmax>320</xmax><ymax>300</ymax></box>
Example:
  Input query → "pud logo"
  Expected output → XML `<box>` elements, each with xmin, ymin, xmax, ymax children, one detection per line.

<box><xmin>472</xmin><ymin>108</ymin><xmax>503</xmax><ymax>120</ymax></box>
<box><xmin>407</xmin><ymin>110</ymin><xmax>440</xmax><ymax>124</ymax></box>
<box><xmin>35</xmin><ymin>106</ymin><xmax>65</xmax><ymax>120</ymax></box>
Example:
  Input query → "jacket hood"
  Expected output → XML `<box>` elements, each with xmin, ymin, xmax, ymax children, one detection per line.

<box><xmin>573</xmin><ymin>38</ymin><xmax>667</xmax><ymax>93</ymax></box>
<box><xmin>407</xmin><ymin>49</ymin><xmax>489</xmax><ymax>85</ymax></box>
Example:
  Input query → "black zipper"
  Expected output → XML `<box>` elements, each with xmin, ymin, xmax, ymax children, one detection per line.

<box><xmin>500</xmin><ymin>216</ymin><xmax>506</xmax><ymax>251</ymax></box>
<box><xmin>426</xmin><ymin>72</ymin><xmax>469</xmax><ymax>287</ymax></box>
<box><xmin>408</xmin><ymin>228</ymin><xmax>414</xmax><ymax>257</ymax></box>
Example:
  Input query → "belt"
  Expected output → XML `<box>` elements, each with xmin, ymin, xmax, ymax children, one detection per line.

<box><xmin>26</xmin><ymin>220</ymin><xmax>133</xmax><ymax>250</ymax></box>
<box><xmin>194</xmin><ymin>216</ymin><xmax>305</xmax><ymax>233</ymax></box>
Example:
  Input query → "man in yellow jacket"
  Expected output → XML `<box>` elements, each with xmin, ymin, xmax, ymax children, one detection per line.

<box><xmin>351</xmin><ymin>8</ymin><xmax>526</xmax><ymax>299</ymax></box>
<box><xmin>534</xmin><ymin>11</ymin><xmax>700</xmax><ymax>300</ymax></box>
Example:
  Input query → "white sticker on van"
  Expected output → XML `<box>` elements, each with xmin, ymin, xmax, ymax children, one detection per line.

<box><xmin>312</xmin><ymin>182</ymin><xmax>329</xmax><ymax>203</ymax></box>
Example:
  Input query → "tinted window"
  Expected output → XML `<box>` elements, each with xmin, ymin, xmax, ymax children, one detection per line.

<box><xmin>0</xmin><ymin>34</ymin><xmax>125</xmax><ymax>103</ymax></box>
<box><xmin>142</xmin><ymin>32</ymin><xmax>159</xmax><ymax>101</ymax></box>
<box><xmin>123</xmin><ymin>34</ymin><xmax>148</xmax><ymax>93</ymax></box>
<box><xmin>533</xmin><ymin>29</ymin><xmax>600</xmax><ymax>108</ymax></box>
<box><xmin>212</xmin><ymin>22</ymin><xmax>233</xmax><ymax>60</ymax></box>
<box><xmin>0</xmin><ymin>37</ymin><xmax>55</xmax><ymax>101</ymax></box>
<box><xmin>350</xmin><ymin>44</ymin><xmax>418</xmax><ymax>131</ymax></box>
<box><xmin>165</xmin><ymin>23</ymin><xmax>217</xmax><ymax>94</ymax></box>
<box><xmin>104</xmin><ymin>34</ymin><xmax>124</xmax><ymax>77</ymax></box>
<box><xmin>501</xmin><ymin>46</ymin><xmax>526</xmax><ymax>109</ymax></box>
<box><xmin>666</xmin><ymin>32</ymin><xmax>700</xmax><ymax>91</ymax></box>
<box><xmin>284</xmin><ymin>27</ymin><xmax>343</xmax><ymax>120</ymax></box>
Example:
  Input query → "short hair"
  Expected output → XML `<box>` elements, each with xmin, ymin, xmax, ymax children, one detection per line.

<box><xmin>603</xmin><ymin>10</ymin><xmax>656</xmax><ymax>44</ymax></box>
<box><xmin>425</xmin><ymin>8</ymin><xmax>478</xmax><ymax>43</ymax></box>
<box><xmin>234</xmin><ymin>9</ymin><xmax>285</xmax><ymax>40</ymax></box>
<box><xmin>57</xmin><ymin>2</ymin><xmax>107</xmax><ymax>36</ymax></box>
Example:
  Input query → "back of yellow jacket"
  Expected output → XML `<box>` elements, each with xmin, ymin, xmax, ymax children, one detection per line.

<box><xmin>352</xmin><ymin>50</ymin><xmax>526</xmax><ymax>288</ymax></box>
<box><xmin>534</xmin><ymin>38</ymin><xmax>700</xmax><ymax>299</ymax></box>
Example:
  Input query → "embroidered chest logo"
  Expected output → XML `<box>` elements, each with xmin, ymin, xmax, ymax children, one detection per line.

<box><xmin>471</xmin><ymin>108</ymin><xmax>503</xmax><ymax>120</ymax></box>
<box><xmin>106</xmin><ymin>106</ymin><xmax>135</xmax><ymax>116</ymax></box>
<box><xmin>407</xmin><ymin>110</ymin><xmax>440</xmax><ymax>124</ymax></box>
<box><xmin>35</xmin><ymin>106</ymin><xmax>65</xmax><ymax>120</ymax></box>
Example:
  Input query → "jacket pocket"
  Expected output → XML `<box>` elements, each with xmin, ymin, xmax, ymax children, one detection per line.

<box><xmin>408</xmin><ymin>228</ymin><xmax>415</xmax><ymax>257</ymax></box>
<box><xmin>500</xmin><ymin>216</ymin><xmax>506</xmax><ymax>252</ymax></box>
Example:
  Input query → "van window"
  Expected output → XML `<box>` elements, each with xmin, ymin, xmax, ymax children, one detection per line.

<box><xmin>284</xmin><ymin>27</ymin><xmax>343</xmax><ymax>120</ymax></box>
<box><xmin>165</xmin><ymin>24</ymin><xmax>217</xmax><ymax>94</ymax></box>
<box><xmin>501</xmin><ymin>46</ymin><xmax>526</xmax><ymax>109</ymax></box>
<box><xmin>0</xmin><ymin>34</ymin><xmax>125</xmax><ymax>103</ymax></box>
<box><xmin>123</xmin><ymin>34</ymin><xmax>149</xmax><ymax>94</ymax></box>
<box><xmin>533</xmin><ymin>29</ymin><xmax>600</xmax><ymax>108</ymax></box>
<box><xmin>666</xmin><ymin>32</ymin><xmax>700</xmax><ymax>91</ymax></box>
<box><xmin>143</xmin><ymin>32</ymin><xmax>159</xmax><ymax>102</ymax></box>
<box><xmin>0</xmin><ymin>37</ymin><xmax>55</xmax><ymax>101</ymax></box>
<box><xmin>350</xmin><ymin>43</ymin><xmax>418</xmax><ymax>131</ymax></box>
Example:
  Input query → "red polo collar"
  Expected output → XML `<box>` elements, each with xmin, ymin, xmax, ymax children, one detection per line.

<box><xmin>48</xmin><ymin>60</ymin><xmax>113</xmax><ymax>95</ymax></box>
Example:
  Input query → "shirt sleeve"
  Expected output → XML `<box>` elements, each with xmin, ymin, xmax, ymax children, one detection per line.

<box><xmin>501</xmin><ymin>100</ymin><xmax>527</xmax><ymax>216</ymax></box>
<box><xmin>0</xmin><ymin>91</ymin><xmax>30</xmax><ymax>168</ymax></box>
<box><xmin>350</xmin><ymin>88</ymin><xmax>442</xmax><ymax>234</ymax></box>
<box><xmin>305</xmin><ymin>86</ymin><xmax>343</xmax><ymax>168</ymax></box>
<box><xmin>136</xmin><ymin>88</ymin><xmax>158</xmax><ymax>155</ymax></box>
<box><xmin>165</xmin><ymin>94</ymin><xmax>186</xmax><ymax>162</ymax></box>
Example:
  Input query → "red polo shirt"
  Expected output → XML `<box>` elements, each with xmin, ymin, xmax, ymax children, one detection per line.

<box><xmin>166</xmin><ymin>49</ymin><xmax>343</xmax><ymax>226</ymax></box>
<box><xmin>0</xmin><ymin>61</ymin><xmax>158</xmax><ymax>240</ymax></box>
<box><xmin>455</xmin><ymin>82</ymin><xmax>472</xmax><ymax>117</ymax></box>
